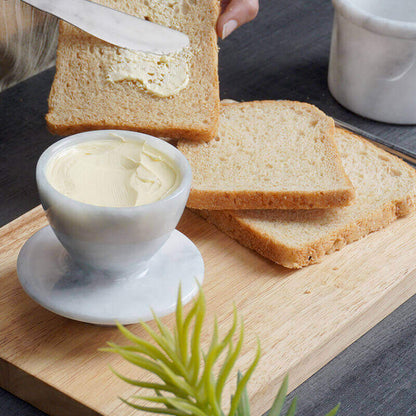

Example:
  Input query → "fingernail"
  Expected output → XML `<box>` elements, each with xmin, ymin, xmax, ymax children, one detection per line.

<box><xmin>222</xmin><ymin>19</ymin><xmax>238</xmax><ymax>39</ymax></box>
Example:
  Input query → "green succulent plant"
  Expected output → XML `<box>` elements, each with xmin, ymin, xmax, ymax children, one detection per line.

<box><xmin>101</xmin><ymin>286</ymin><xmax>340</xmax><ymax>416</ymax></box>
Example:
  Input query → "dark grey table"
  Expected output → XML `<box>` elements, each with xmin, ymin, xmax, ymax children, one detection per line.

<box><xmin>1</xmin><ymin>0</ymin><xmax>416</xmax><ymax>415</ymax></box>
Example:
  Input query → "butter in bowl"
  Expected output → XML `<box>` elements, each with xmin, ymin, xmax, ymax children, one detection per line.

<box><xmin>17</xmin><ymin>130</ymin><xmax>203</xmax><ymax>325</ymax></box>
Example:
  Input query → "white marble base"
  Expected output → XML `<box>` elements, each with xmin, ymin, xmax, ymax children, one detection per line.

<box><xmin>17</xmin><ymin>226</ymin><xmax>204</xmax><ymax>325</ymax></box>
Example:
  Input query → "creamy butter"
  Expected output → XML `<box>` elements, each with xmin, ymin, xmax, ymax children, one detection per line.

<box><xmin>107</xmin><ymin>49</ymin><xmax>190</xmax><ymax>97</ymax></box>
<box><xmin>105</xmin><ymin>0</ymin><xmax>192</xmax><ymax>97</ymax></box>
<box><xmin>46</xmin><ymin>136</ymin><xmax>180</xmax><ymax>207</ymax></box>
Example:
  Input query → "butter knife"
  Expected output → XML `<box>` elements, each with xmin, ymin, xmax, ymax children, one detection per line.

<box><xmin>21</xmin><ymin>0</ymin><xmax>189</xmax><ymax>54</ymax></box>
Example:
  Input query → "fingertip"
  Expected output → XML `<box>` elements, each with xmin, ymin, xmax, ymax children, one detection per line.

<box><xmin>220</xmin><ymin>19</ymin><xmax>238</xmax><ymax>39</ymax></box>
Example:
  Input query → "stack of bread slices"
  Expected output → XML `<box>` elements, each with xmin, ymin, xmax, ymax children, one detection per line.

<box><xmin>45</xmin><ymin>0</ymin><xmax>416</xmax><ymax>269</ymax></box>
<box><xmin>178</xmin><ymin>100</ymin><xmax>416</xmax><ymax>268</ymax></box>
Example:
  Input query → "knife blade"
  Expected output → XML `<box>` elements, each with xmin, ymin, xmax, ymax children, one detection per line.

<box><xmin>21</xmin><ymin>0</ymin><xmax>190</xmax><ymax>54</ymax></box>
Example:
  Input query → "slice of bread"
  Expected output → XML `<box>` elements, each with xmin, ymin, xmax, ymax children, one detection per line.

<box><xmin>195</xmin><ymin>127</ymin><xmax>416</xmax><ymax>268</ymax></box>
<box><xmin>46</xmin><ymin>0</ymin><xmax>220</xmax><ymax>142</ymax></box>
<box><xmin>178</xmin><ymin>101</ymin><xmax>355</xmax><ymax>210</ymax></box>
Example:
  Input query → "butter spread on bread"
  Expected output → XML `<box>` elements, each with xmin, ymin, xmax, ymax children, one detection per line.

<box><xmin>105</xmin><ymin>0</ymin><xmax>191</xmax><ymax>97</ymax></box>
<box><xmin>46</xmin><ymin>0</ymin><xmax>220</xmax><ymax>141</ymax></box>
<box><xmin>106</xmin><ymin>49</ymin><xmax>190</xmax><ymax>98</ymax></box>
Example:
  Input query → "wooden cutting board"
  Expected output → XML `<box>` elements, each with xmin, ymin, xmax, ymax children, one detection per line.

<box><xmin>1</xmin><ymin>205</ymin><xmax>416</xmax><ymax>416</ymax></box>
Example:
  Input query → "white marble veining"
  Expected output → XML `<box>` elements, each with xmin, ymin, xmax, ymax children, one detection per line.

<box><xmin>17</xmin><ymin>227</ymin><xmax>204</xmax><ymax>325</ymax></box>
<box><xmin>17</xmin><ymin>130</ymin><xmax>202</xmax><ymax>325</ymax></box>
<box><xmin>329</xmin><ymin>0</ymin><xmax>416</xmax><ymax>124</ymax></box>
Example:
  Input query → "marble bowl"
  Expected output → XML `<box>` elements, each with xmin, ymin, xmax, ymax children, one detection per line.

<box><xmin>17</xmin><ymin>130</ymin><xmax>204</xmax><ymax>325</ymax></box>
<box><xmin>328</xmin><ymin>0</ymin><xmax>416</xmax><ymax>124</ymax></box>
<box><xmin>36</xmin><ymin>130</ymin><xmax>192</xmax><ymax>275</ymax></box>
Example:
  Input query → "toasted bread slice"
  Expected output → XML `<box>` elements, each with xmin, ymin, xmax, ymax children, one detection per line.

<box><xmin>178</xmin><ymin>101</ymin><xmax>355</xmax><ymax>209</ymax></box>
<box><xmin>195</xmin><ymin>128</ymin><xmax>416</xmax><ymax>268</ymax></box>
<box><xmin>46</xmin><ymin>0</ymin><xmax>220</xmax><ymax>142</ymax></box>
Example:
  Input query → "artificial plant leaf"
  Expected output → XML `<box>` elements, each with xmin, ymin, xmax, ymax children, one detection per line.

<box><xmin>284</xmin><ymin>397</ymin><xmax>297</xmax><ymax>416</ymax></box>
<box><xmin>268</xmin><ymin>374</ymin><xmax>289</xmax><ymax>416</ymax></box>
<box><xmin>228</xmin><ymin>338</ymin><xmax>261</xmax><ymax>416</ymax></box>
<box><xmin>120</xmin><ymin>397</ymin><xmax>187</xmax><ymax>416</ymax></box>
<box><xmin>189</xmin><ymin>289</ymin><xmax>205</xmax><ymax>384</ymax></box>
<box><xmin>236</xmin><ymin>371</ymin><xmax>250</xmax><ymax>416</ymax></box>
<box><xmin>325</xmin><ymin>403</ymin><xmax>340</xmax><ymax>416</ymax></box>
<box><xmin>109</xmin><ymin>366</ymin><xmax>185</xmax><ymax>396</ymax></box>
<box><xmin>216</xmin><ymin>319</ymin><xmax>245</xmax><ymax>404</ymax></box>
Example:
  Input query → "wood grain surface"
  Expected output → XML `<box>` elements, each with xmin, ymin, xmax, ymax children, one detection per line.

<box><xmin>1</xmin><ymin>204</ymin><xmax>416</xmax><ymax>416</ymax></box>
<box><xmin>2</xmin><ymin>1</ymin><xmax>416</xmax><ymax>415</ymax></box>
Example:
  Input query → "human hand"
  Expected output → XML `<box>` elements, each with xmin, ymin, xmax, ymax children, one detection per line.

<box><xmin>217</xmin><ymin>0</ymin><xmax>259</xmax><ymax>39</ymax></box>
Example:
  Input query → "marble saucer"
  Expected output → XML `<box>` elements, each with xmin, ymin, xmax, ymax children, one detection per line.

<box><xmin>17</xmin><ymin>226</ymin><xmax>204</xmax><ymax>325</ymax></box>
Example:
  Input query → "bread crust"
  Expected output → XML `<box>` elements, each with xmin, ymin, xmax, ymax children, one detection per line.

<box><xmin>45</xmin><ymin>117</ymin><xmax>217</xmax><ymax>142</ymax></box>
<box><xmin>196</xmin><ymin>199</ymin><xmax>415</xmax><ymax>269</ymax></box>
<box><xmin>194</xmin><ymin>128</ymin><xmax>416</xmax><ymax>268</ymax></box>
<box><xmin>187</xmin><ymin>188</ymin><xmax>355</xmax><ymax>210</ymax></box>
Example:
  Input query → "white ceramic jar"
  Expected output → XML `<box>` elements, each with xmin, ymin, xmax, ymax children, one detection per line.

<box><xmin>328</xmin><ymin>0</ymin><xmax>416</xmax><ymax>124</ymax></box>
